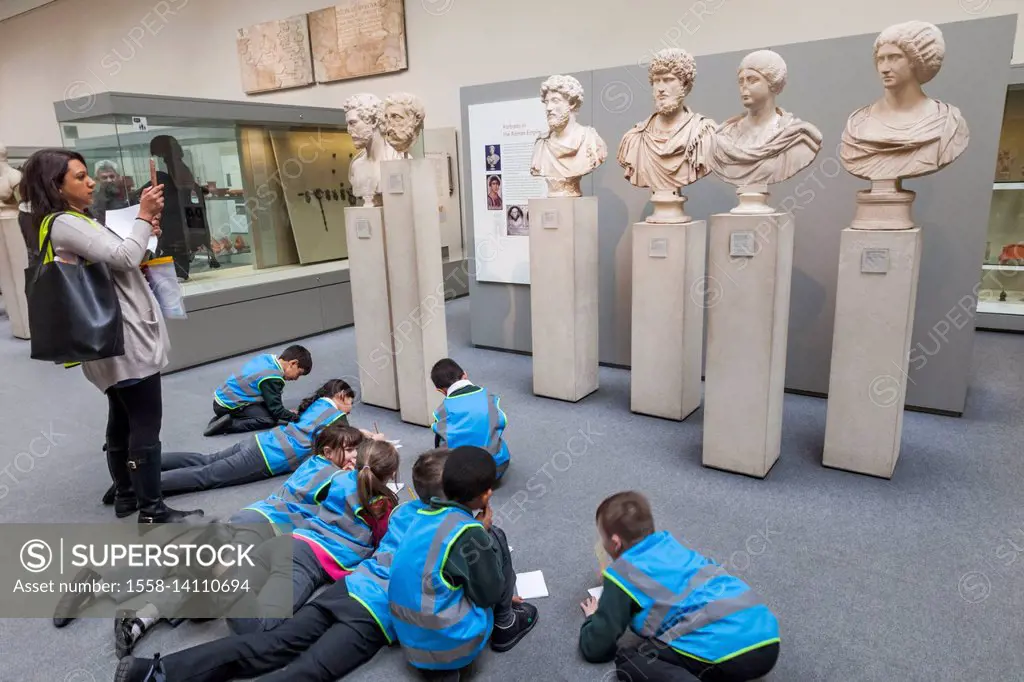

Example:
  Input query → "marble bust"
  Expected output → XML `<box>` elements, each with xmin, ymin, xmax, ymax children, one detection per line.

<box><xmin>709</xmin><ymin>50</ymin><xmax>822</xmax><ymax>212</ymax></box>
<box><xmin>530</xmin><ymin>74</ymin><xmax>608</xmax><ymax>197</ymax></box>
<box><xmin>841</xmin><ymin>21</ymin><xmax>969</xmax><ymax>182</ymax></box>
<box><xmin>344</xmin><ymin>93</ymin><xmax>403</xmax><ymax>207</ymax></box>
<box><xmin>617</xmin><ymin>48</ymin><xmax>716</xmax><ymax>222</ymax></box>
<box><xmin>0</xmin><ymin>143</ymin><xmax>22</xmax><ymax>207</ymax></box>
<box><xmin>382</xmin><ymin>92</ymin><xmax>426</xmax><ymax>157</ymax></box>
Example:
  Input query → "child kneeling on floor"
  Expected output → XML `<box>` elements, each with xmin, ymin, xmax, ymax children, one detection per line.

<box><xmin>579</xmin><ymin>491</ymin><xmax>780</xmax><ymax>682</ymax></box>
<box><xmin>430</xmin><ymin>358</ymin><xmax>510</xmax><ymax>480</ymax></box>
<box><xmin>389</xmin><ymin>445</ymin><xmax>537</xmax><ymax>681</ymax></box>
<box><xmin>114</xmin><ymin>448</ymin><xmax>451</xmax><ymax>682</ymax></box>
<box><xmin>205</xmin><ymin>344</ymin><xmax>312</xmax><ymax>437</ymax></box>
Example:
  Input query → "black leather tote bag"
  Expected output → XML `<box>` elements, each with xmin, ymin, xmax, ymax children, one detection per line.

<box><xmin>25</xmin><ymin>212</ymin><xmax>125</xmax><ymax>363</ymax></box>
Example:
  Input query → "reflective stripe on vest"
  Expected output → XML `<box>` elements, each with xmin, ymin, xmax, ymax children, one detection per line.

<box><xmin>389</xmin><ymin>508</ymin><xmax>491</xmax><ymax>666</ymax></box>
<box><xmin>605</xmin><ymin>532</ymin><xmax>778</xmax><ymax>662</ymax></box>
<box><xmin>244</xmin><ymin>455</ymin><xmax>338</xmax><ymax>527</ymax></box>
<box><xmin>293</xmin><ymin>470</ymin><xmax>374</xmax><ymax>570</ymax></box>
<box><xmin>431</xmin><ymin>387</ymin><xmax>508</xmax><ymax>466</ymax></box>
<box><xmin>255</xmin><ymin>398</ymin><xmax>343</xmax><ymax>474</ymax></box>
<box><xmin>215</xmin><ymin>354</ymin><xmax>283</xmax><ymax>409</ymax></box>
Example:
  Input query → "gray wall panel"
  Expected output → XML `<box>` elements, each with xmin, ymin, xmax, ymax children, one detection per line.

<box><xmin>462</xmin><ymin>16</ymin><xmax>1015</xmax><ymax>414</ymax></box>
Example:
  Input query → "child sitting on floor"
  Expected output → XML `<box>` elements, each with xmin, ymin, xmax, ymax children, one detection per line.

<box><xmin>579</xmin><ymin>491</ymin><xmax>780</xmax><ymax>682</ymax></box>
<box><xmin>389</xmin><ymin>446</ymin><xmax>537</xmax><ymax>681</ymax></box>
<box><xmin>115</xmin><ymin>448</ymin><xmax>451</xmax><ymax>682</ymax></box>
<box><xmin>205</xmin><ymin>345</ymin><xmax>312</xmax><ymax>437</ymax></box>
<box><xmin>430</xmin><ymin>358</ymin><xmax>510</xmax><ymax>480</ymax></box>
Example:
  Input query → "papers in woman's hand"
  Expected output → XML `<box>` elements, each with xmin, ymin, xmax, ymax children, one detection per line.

<box><xmin>105</xmin><ymin>205</ymin><xmax>158</xmax><ymax>252</ymax></box>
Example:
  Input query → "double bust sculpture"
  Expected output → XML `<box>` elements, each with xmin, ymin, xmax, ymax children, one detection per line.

<box><xmin>344</xmin><ymin>92</ymin><xmax>426</xmax><ymax>207</ymax></box>
<box><xmin>524</xmin><ymin>20</ymin><xmax>967</xmax><ymax>226</ymax></box>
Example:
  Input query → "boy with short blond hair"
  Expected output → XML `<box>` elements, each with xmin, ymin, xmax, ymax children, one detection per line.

<box><xmin>580</xmin><ymin>491</ymin><xmax>780</xmax><ymax>682</ymax></box>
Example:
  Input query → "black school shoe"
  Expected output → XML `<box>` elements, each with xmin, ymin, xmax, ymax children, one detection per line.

<box><xmin>490</xmin><ymin>602</ymin><xmax>539</xmax><ymax>652</ymax></box>
<box><xmin>115</xmin><ymin>611</ymin><xmax>152</xmax><ymax>659</ymax></box>
<box><xmin>52</xmin><ymin>567</ymin><xmax>101</xmax><ymax>628</ymax></box>
<box><xmin>203</xmin><ymin>413</ymin><xmax>232</xmax><ymax>437</ymax></box>
<box><xmin>114</xmin><ymin>654</ymin><xmax>165</xmax><ymax>682</ymax></box>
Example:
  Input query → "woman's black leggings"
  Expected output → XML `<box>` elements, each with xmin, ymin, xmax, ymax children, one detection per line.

<box><xmin>105</xmin><ymin>374</ymin><xmax>163</xmax><ymax>452</ymax></box>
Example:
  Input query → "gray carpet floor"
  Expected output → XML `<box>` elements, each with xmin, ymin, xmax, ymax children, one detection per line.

<box><xmin>0</xmin><ymin>296</ymin><xmax>1022</xmax><ymax>681</ymax></box>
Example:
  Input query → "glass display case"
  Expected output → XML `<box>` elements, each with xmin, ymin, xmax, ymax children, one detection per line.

<box><xmin>54</xmin><ymin>93</ymin><xmax>434</xmax><ymax>294</ymax></box>
<box><xmin>980</xmin><ymin>85</ymin><xmax>1024</xmax><ymax>327</ymax></box>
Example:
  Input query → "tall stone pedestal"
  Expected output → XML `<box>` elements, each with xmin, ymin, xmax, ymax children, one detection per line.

<box><xmin>703</xmin><ymin>213</ymin><xmax>793</xmax><ymax>478</ymax></box>
<box><xmin>528</xmin><ymin>196</ymin><xmax>598</xmax><ymax>402</ymax></box>
<box><xmin>823</xmin><ymin>226</ymin><xmax>923</xmax><ymax>478</ymax></box>
<box><xmin>0</xmin><ymin>207</ymin><xmax>29</xmax><ymax>339</ymax></box>
<box><xmin>380</xmin><ymin>159</ymin><xmax>448</xmax><ymax>426</ymax></box>
<box><xmin>630</xmin><ymin>220</ymin><xmax>706</xmax><ymax>420</ymax></box>
<box><xmin>343</xmin><ymin>206</ymin><xmax>398</xmax><ymax>410</ymax></box>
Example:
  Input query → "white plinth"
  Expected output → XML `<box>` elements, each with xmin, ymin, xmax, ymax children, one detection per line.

<box><xmin>703</xmin><ymin>213</ymin><xmax>794</xmax><ymax>477</ymax></box>
<box><xmin>0</xmin><ymin>207</ymin><xmax>30</xmax><ymax>339</ymax></box>
<box><xmin>380</xmin><ymin>159</ymin><xmax>448</xmax><ymax>426</ymax></box>
<box><xmin>630</xmin><ymin>220</ymin><xmax>706</xmax><ymax>420</ymax></box>
<box><xmin>823</xmin><ymin>227</ymin><xmax>923</xmax><ymax>478</ymax></box>
<box><xmin>343</xmin><ymin>206</ymin><xmax>398</xmax><ymax>410</ymax></box>
<box><xmin>528</xmin><ymin>196</ymin><xmax>599</xmax><ymax>402</ymax></box>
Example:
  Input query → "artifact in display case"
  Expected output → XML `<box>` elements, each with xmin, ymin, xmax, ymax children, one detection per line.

<box><xmin>617</xmin><ymin>49</ymin><xmax>714</xmax><ymax>222</ymax></box>
<box><xmin>344</xmin><ymin>93</ymin><xmax>403</xmax><ymax>206</ymax></box>
<box><xmin>237</xmin><ymin>14</ymin><xmax>315</xmax><ymax>95</ymax></box>
<box><xmin>708</xmin><ymin>50</ymin><xmax>823</xmax><ymax>214</ymax></box>
<box><xmin>310</xmin><ymin>0</ymin><xmax>408</xmax><ymax>84</ymax></box>
<box><xmin>531</xmin><ymin>74</ymin><xmax>608</xmax><ymax>197</ymax></box>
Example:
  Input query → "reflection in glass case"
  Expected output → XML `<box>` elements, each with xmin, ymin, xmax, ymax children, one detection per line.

<box><xmin>54</xmin><ymin>93</ymin><xmax>443</xmax><ymax>297</ymax></box>
<box><xmin>981</xmin><ymin>88</ymin><xmax>1024</xmax><ymax>320</ymax></box>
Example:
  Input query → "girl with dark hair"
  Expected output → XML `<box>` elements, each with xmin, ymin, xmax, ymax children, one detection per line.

<box><xmin>20</xmin><ymin>148</ymin><xmax>201</xmax><ymax>524</ymax></box>
<box><xmin>123</xmin><ymin>379</ymin><xmax>359</xmax><ymax>501</ymax></box>
<box><xmin>114</xmin><ymin>434</ymin><xmax>401</xmax><ymax>655</ymax></box>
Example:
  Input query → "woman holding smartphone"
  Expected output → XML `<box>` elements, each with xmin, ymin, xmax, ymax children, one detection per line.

<box><xmin>20</xmin><ymin>148</ymin><xmax>203</xmax><ymax>524</ymax></box>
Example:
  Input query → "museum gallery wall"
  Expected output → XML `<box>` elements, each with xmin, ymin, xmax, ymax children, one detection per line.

<box><xmin>461</xmin><ymin>16</ymin><xmax>1015</xmax><ymax>415</ymax></box>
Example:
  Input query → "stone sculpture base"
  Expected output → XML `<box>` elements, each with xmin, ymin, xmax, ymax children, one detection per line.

<box><xmin>0</xmin><ymin>206</ymin><xmax>30</xmax><ymax>339</ymax></box>
<box><xmin>646</xmin><ymin>189</ymin><xmax>689</xmax><ymax>224</ymax></box>
<box><xmin>380</xmin><ymin>159</ymin><xmax>448</xmax><ymax>427</ymax></box>
<box><xmin>630</xmin><ymin>220</ymin><xmax>706</xmax><ymax>420</ymax></box>
<box><xmin>731</xmin><ymin>184</ymin><xmax>774</xmax><ymax>215</ymax></box>
<box><xmin>528</xmin><ymin>196</ymin><xmax>599</xmax><ymax>402</ymax></box>
<box><xmin>849</xmin><ymin>180</ymin><xmax>915</xmax><ymax>230</ymax></box>
<box><xmin>343</xmin><ymin>206</ymin><xmax>398</xmax><ymax>411</ymax></box>
<box><xmin>823</xmin><ymin>225</ymin><xmax>923</xmax><ymax>478</ymax></box>
<box><xmin>703</xmin><ymin>212</ymin><xmax>793</xmax><ymax>478</ymax></box>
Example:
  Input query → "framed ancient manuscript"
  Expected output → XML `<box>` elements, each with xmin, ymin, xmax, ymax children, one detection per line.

<box><xmin>237</xmin><ymin>14</ymin><xmax>315</xmax><ymax>94</ymax></box>
<box><xmin>309</xmin><ymin>0</ymin><xmax>409</xmax><ymax>84</ymax></box>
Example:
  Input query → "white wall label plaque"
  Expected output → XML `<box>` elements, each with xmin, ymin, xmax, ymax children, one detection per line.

<box><xmin>130</xmin><ymin>116</ymin><xmax>149</xmax><ymax>132</ymax></box>
<box><xmin>355</xmin><ymin>219</ymin><xmax>372</xmax><ymax>239</ymax></box>
<box><xmin>439</xmin><ymin>206</ymin><xmax>447</xmax><ymax>223</ymax></box>
<box><xmin>861</xmin><ymin>248</ymin><xmax>890</xmax><ymax>274</ymax></box>
<box><xmin>388</xmin><ymin>173</ymin><xmax>404</xmax><ymax>194</ymax></box>
<box><xmin>729</xmin><ymin>231</ymin><xmax>757</xmax><ymax>257</ymax></box>
<box><xmin>542</xmin><ymin>210</ymin><xmax>559</xmax><ymax>229</ymax></box>
<box><xmin>649</xmin><ymin>238</ymin><xmax>669</xmax><ymax>258</ymax></box>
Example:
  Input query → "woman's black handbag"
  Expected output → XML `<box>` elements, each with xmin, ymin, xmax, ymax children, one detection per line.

<box><xmin>25</xmin><ymin>212</ymin><xmax>125</xmax><ymax>363</ymax></box>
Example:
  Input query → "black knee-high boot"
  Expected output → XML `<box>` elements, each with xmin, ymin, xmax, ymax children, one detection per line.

<box><xmin>105</xmin><ymin>444</ymin><xmax>139</xmax><ymax>518</ymax></box>
<box><xmin>127</xmin><ymin>443</ymin><xmax>204</xmax><ymax>524</ymax></box>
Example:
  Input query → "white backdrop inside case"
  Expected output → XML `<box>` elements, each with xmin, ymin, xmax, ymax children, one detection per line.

<box><xmin>468</xmin><ymin>98</ymin><xmax>547</xmax><ymax>284</ymax></box>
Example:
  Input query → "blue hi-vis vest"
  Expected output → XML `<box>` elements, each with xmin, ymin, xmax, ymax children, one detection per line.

<box><xmin>432</xmin><ymin>386</ymin><xmax>509</xmax><ymax>477</ymax></box>
<box><xmin>244</xmin><ymin>454</ymin><xmax>339</xmax><ymax>531</ymax></box>
<box><xmin>255</xmin><ymin>397</ymin><xmax>344</xmax><ymax>475</ymax></box>
<box><xmin>604</xmin><ymin>531</ymin><xmax>780</xmax><ymax>664</ymax></box>
<box><xmin>293</xmin><ymin>469</ymin><xmax>376</xmax><ymax>571</ymax></box>
<box><xmin>346</xmin><ymin>499</ymin><xmax>428</xmax><ymax>642</ymax></box>
<box><xmin>214</xmin><ymin>354</ymin><xmax>284</xmax><ymax>410</ymax></box>
<box><xmin>389</xmin><ymin>506</ymin><xmax>493</xmax><ymax>670</ymax></box>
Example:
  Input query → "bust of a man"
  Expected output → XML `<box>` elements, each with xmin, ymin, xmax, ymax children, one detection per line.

<box><xmin>841</xmin><ymin>21</ymin><xmax>969</xmax><ymax>181</ymax></box>
<box><xmin>344</xmin><ymin>93</ymin><xmax>403</xmax><ymax>206</ymax></box>
<box><xmin>617</xmin><ymin>48</ymin><xmax>716</xmax><ymax>191</ymax></box>
<box><xmin>530</xmin><ymin>74</ymin><xmax>607</xmax><ymax>197</ymax></box>
<box><xmin>382</xmin><ymin>92</ymin><xmax>426</xmax><ymax>157</ymax></box>
<box><xmin>709</xmin><ymin>50</ymin><xmax>822</xmax><ymax>188</ymax></box>
<box><xmin>0</xmin><ymin>143</ymin><xmax>22</xmax><ymax>207</ymax></box>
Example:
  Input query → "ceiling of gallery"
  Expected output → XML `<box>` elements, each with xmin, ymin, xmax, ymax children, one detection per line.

<box><xmin>0</xmin><ymin>0</ymin><xmax>59</xmax><ymax>23</ymax></box>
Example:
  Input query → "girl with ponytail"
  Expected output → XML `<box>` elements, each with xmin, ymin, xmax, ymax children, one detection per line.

<box><xmin>114</xmin><ymin>379</ymin><xmax>360</xmax><ymax>502</ymax></box>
